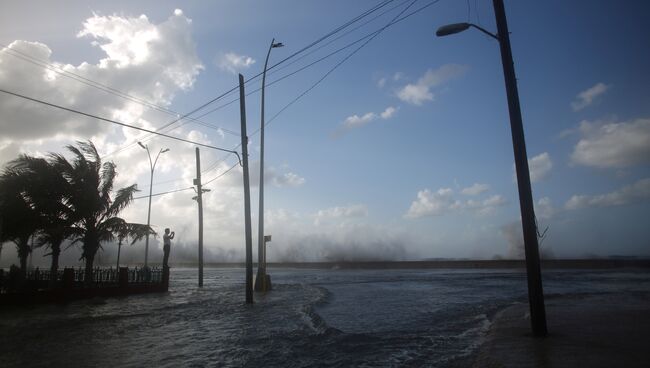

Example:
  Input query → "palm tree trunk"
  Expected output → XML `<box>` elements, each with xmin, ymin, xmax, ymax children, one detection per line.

<box><xmin>19</xmin><ymin>255</ymin><xmax>27</xmax><ymax>275</ymax></box>
<box><xmin>116</xmin><ymin>241</ymin><xmax>122</xmax><ymax>270</ymax></box>
<box><xmin>18</xmin><ymin>238</ymin><xmax>30</xmax><ymax>278</ymax></box>
<box><xmin>49</xmin><ymin>246</ymin><xmax>60</xmax><ymax>288</ymax></box>
<box><xmin>84</xmin><ymin>253</ymin><xmax>95</xmax><ymax>287</ymax></box>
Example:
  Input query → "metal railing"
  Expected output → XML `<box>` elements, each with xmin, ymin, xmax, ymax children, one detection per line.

<box><xmin>1</xmin><ymin>266</ymin><xmax>165</xmax><ymax>293</ymax></box>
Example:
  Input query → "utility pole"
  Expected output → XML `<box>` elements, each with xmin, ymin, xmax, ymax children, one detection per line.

<box><xmin>435</xmin><ymin>0</ymin><xmax>547</xmax><ymax>338</ymax></box>
<box><xmin>194</xmin><ymin>147</ymin><xmax>204</xmax><ymax>287</ymax></box>
<box><xmin>256</xmin><ymin>38</ymin><xmax>283</xmax><ymax>292</ymax></box>
<box><xmin>493</xmin><ymin>0</ymin><xmax>547</xmax><ymax>336</ymax></box>
<box><xmin>239</xmin><ymin>73</ymin><xmax>254</xmax><ymax>304</ymax></box>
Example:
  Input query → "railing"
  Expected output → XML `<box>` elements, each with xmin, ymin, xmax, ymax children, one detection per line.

<box><xmin>0</xmin><ymin>266</ymin><xmax>166</xmax><ymax>294</ymax></box>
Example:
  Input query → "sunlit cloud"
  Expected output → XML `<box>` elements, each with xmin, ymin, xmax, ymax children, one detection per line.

<box><xmin>565</xmin><ymin>178</ymin><xmax>650</xmax><ymax>210</ymax></box>
<box><xmin>405</xmin><ymin>187</ymin><xmax>506</xmax><ymax>218</ymax></box>
<box><xmin>217</xmin><ymin>52</ymin><xmax>256</xmax><ymax>74</ymax></box>
<box><xmin>571</xmin><ymin>82</ymin><xmax>609</xmax><ymax>111</ymax></box>
<box><xmin>570</xmin><ymin>118</ymin><xmax>650</xmax><ymax>168</ymax></box>
<box><xmin>396</xmin><ymin>64</ymin><xmax>467</xmax><ymax>105</ymax></box>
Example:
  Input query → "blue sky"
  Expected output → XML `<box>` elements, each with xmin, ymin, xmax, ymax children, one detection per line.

<box><xmin>0</xmin><ymin>0</ymin><xmax>649</xmax><ymax>265</ymax></box>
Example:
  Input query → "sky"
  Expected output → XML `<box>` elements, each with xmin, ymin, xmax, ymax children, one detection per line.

<box><xmin>0</xmin><ymin>0</ymin><xmax>649</xmax><ymax>266</ymax></box>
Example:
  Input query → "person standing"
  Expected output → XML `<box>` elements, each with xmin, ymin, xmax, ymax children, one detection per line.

<box><xmin>163</xmin><ymin>228</ymin><xmax>175</xmax><ymax>268</ymax></box>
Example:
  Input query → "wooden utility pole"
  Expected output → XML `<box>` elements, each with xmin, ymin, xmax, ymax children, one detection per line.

<box><xmin>194</xmin><ymin>147</ymin><xmax>204</xmax><ymax>287</ymax></box>
<box><xmin>493</xmin><ymin>0</ymin><xmax>547</xmax><ymax>336</ymax></box>
<box><xmin>239</xmin><ymin>74</ymin><xmax>254</xmax><ymax>304</ymax></box>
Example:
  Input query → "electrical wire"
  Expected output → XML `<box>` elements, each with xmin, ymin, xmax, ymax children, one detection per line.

<box><xmin>139</xmin><ymin>0</ymin><xmax>444</xmax><ymax>193</ymax></box>
<box><xmin>0</xmin><ymin>88</ymin><xmax>242</xmax><ymax>161</ymax></box>
<box><xmin>255</xmin><ymin>0</ymin><xmax>436</xmax><ymax>134</ymax></box>
<box><xmin>203</xmin><ymin>161</ymin><xmax>240</xmax><ymax>185</ymax></box>
<box><xmin>192</xmin><ymin>0</ymin><xmax>441</xmax><ymax>123</ymax></box>
<box><xmin>135</xmin><ymin>160</ymin><xmax>239</xmax><ymax>200</ymax></box>
<box><xmin>0</xmin><ymin>45</ymin><xmax>239</xmax><ymax>136</ymax></box>
<box><xmin>102</xmin><ymin>0</ymin><xmax>399</xmax><ymax>158</ymax></box>
<box><xmin>133</xmin><ymin>186</ymin><xmax>194</xmax><ymax>200</ymax></box>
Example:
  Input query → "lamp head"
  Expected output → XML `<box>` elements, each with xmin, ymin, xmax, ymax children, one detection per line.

<box><xmin>436</xmin><ymin>22</ymin><xmax>470</xmax><ymax>37</ymax></box>
<box><xmin>137</xmin><ymin>142</ymin><xmax>146</xmax><ymax>150</ymax></box>
<box><xmin>161</xmin><ymin>148</ymin><xmax>170</xmax><ymax>153</ymax></box>
<box><xmin>272</xmin><ymin>42</ymin><xmax>284</xmax><ymax>48</ymax></box>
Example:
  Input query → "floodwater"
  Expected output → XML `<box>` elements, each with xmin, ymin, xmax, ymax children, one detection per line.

<box><xmin>1</xmin><ymin>267</ymin><xmax>649</xmax><ymax>367</ymax></box>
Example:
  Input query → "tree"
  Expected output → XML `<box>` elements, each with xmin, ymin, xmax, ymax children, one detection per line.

<box><xmin>114</xmin><ymin>220</ymin><xmax>156</xmax><ymax>269</ymax></box>
<box><xmin>7</xmin><ymin>155</ymin><xmax>81</xmax><ymax>286</ymax></box>
<box><xmin>0</xmin><ymin>166</ymin><xmax>41</xmax><ymax>276</ymax></box>
<box><xmin>50</xmin><ymin>141</ymin><xmax>152</xmax><ymax>285</ymax></box>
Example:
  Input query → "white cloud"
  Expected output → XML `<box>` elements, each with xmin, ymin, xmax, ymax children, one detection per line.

<box><xmin>461</xmin><ymin>183</ymin><xmax>489</xmax><ymax>196</ymax></box>
<box><xmin>245</xmin><ymin>162</ymin><xmax>306</xmax><ymax>189</ymax></box>
<box><xmin>396</xmin><ymin>64</ymin><xmax>467</xmax><ymax>105</ymax></box>
<box><xmin>343</xmin><ymin>112</ymin><xmax>377</xmax><ymax>129</ymax></box>
<box><xmin>513</xmin><ymin>152</ymin><xmax>552</xmax><ymax>183</ymax></box>
<box><xmin>334</xmin><ymin>106</ymin><xmax>398</xmax><ymax>137</ymax></box>
<box><xmin>565</xmin><ymin>178</ymin><xmax>650</xmax><ymax>210</ymax></box>
<box><xmin>570</xmin><ymin>118</ymin><xmax>650</xmax><ymax>168</ymax></box>
<box><xmin>571</xmin><ymin>82</ymin><xmax>609</xmax><ymax>111</ymax></box>
<box><xmin>80</xmin><ymin>11</ymin><xmax>202</xmax><ymax>90</ymax></box>
<box><xmin>217</xmin><ymin>52</ymin><xmax>255</xmax><ymax>74</ymax></box>
<box><xmin>535</xmin><ymin>197</ymin><xmax>555</xmax><ymax>219</ymax></box>
<box><xmin>528</xmin><ymin>152</ymin><xmax>553</xmax><ymax>182</ymax></box>
<box><xmin>315</xmin><ymin>204</ymin><xmax>368</xmax><ymax>219</ymax></box>
<box><xmin>0</xmin><ymin>10</ymin><xmax>203</xmax><ymax>166</ymax></box>
<box><xmin>272</xmin><ymin>172</ymin><xmax>305</xmax><ymax>187</ymax></box>
<box><xmin>405</xmin><ymin>187</ymin><xmax>506</xmax><ymax>218</ymax></box>
<box><xmin>380</xmin><ymin>106</ymin><xmax>397</xmax><ymax>119</ymax></box>
<box><xmin>377</xmin><ymin>77</ymin><xmax>386</xmax><ymax>88</ymax></box>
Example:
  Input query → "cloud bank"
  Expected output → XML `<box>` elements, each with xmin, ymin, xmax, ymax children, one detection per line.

<box><xmin>396</xmin><ymin>64</ymin><xmax>467</xmax><ymax>105</ymax></box>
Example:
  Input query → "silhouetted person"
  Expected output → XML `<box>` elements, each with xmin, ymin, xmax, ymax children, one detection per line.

<box><xmin>163</xmin><ymin>228</ymin><xmax>175</xmax><ymax>268</ymax></box>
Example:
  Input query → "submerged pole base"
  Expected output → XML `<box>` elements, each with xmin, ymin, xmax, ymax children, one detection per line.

<box><xmin>254</xmin><ymin>269</ymin><xmax>272</xmax><ymax>292</ymax></box>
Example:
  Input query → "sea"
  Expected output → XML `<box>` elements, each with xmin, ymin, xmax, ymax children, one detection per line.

<box><xmin>1</xmin><ymin>267</ymin><xmax>649</xmax><ymax>367</ymax></box>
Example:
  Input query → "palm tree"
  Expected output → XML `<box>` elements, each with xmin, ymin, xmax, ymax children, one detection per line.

<box><xmin>0</xmin><ymin>166</ymin><xmax>41</xmax><ymax>276</ymax></box>
<box><xmin>114</xmin><ymin>220</ymin><xmax>156</xmax><ymax>269</ymax></box>
<box><xmin>51</xmin><ymin>141</ymin><xmax>153</xmax><ymax>285</ymax></box>
<box><xmin>7</xmin><ymin>155</ymin><xmax>81</xmax><ymax>286</ymax></box>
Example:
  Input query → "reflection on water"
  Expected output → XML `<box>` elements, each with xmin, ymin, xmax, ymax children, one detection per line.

<box><xmin>1</xmin><ymin>268</ymin><xmax>649</xmax><ymax>367</ymax></box>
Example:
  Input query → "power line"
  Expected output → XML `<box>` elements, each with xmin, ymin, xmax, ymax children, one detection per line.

<box><xmin>113</xmin><ymin>0</ymin><xmax>400</xmax><ymax>152</ymax></box>
<box><xmin>133</xmin><ymin>0</ymin><xmax>395</xmax><ymax>129</ymax></box>
<box><xmin>204</xmin><ymin>161</ymin><xmax>239</xmax><ymax>185</ymax></box>
<box><xmin>256</xmin><ymin>0</ymin><xmax>431</xmax><ymax>134</ymax></box>
<box><xmin>139</xmin><ymin>0</ymin><xmax>442</xmax><ymax>193</ymax></box>
<box><xmin>0</xmin><ymin>88</ymin><xmax>242</xmax><ymax>162</ymax></box>
<box><xmin>191</xmin><ymin>0</ymin><xmax>439</xmax><ymax>122</ymax></box>
<box><xmin>133</xmin><ymin>186</ymin><xmax>194</xmax><ymax>200</ymax></box>
<box><xmin>138</xmin><ymin>0</ymin><xmax>440</xmax><ymax>196</ymax></box>
<box><xmin>266</xmin><ymin>0</ymin><xmax>414</xmax><ymax>78</ymax></box>
<box><xmin>135</xmin><ymin>160</ymin><xmax>238</xmax><ymax>200</ymax></box>
<box><xmin>0</xmin><ymin>45</ymin><xmax>239</xmax><ymax>136</ymax></box>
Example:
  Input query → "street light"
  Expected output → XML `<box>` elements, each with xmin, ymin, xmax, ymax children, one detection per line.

<box><xmin>138</xmin><ymin>142</ymin><xmax>169</xmax><ymax>268</ymax></box>
<box><xmin>255</xmin><ymin>38</ymin><xmax>283</xmax><ymax>292</ymax></box>
<box><xmin>436</xmin><ymin>0</ymin><xmax>547</xmax><ymax>337</ymax></box>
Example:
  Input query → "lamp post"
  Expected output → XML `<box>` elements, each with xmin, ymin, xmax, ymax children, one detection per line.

<box><xmin>138</xmin><ymin>142</ymin><xmax>169</xmax><ymax>268</ymax></box>
<box><xmin>436</xmin><ymin>0</ymin><xmax>547</xmax><ymax>337</ymax></box>
<box><xmin>255</xmin><ymin>38</ymin><xmax>283</xmax><ymax>292</ymax></box>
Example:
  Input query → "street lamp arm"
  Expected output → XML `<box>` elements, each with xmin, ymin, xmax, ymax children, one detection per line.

<box><xmin>233</xmin><ymin>150</ymin><xmax>243</xmax><ymax>167</ymax></box>
<box><xmin>144</xmin><ymin>145</ymin><xmax>153</xmax><ymax>172</ymax></box>
<box><xmin>152</xmin><ymin>148</ymin><xmax>167</xmax><ymax>172</ymax></box>
<box><xmin>436</xmin><ymin>22</ymin><xmax>499</xmax><ymax>41</ymax></box>
<box><xmin>469</xmin><ymin>23</ymin><xmax>499</xmax><ymax>41</ymax></box>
